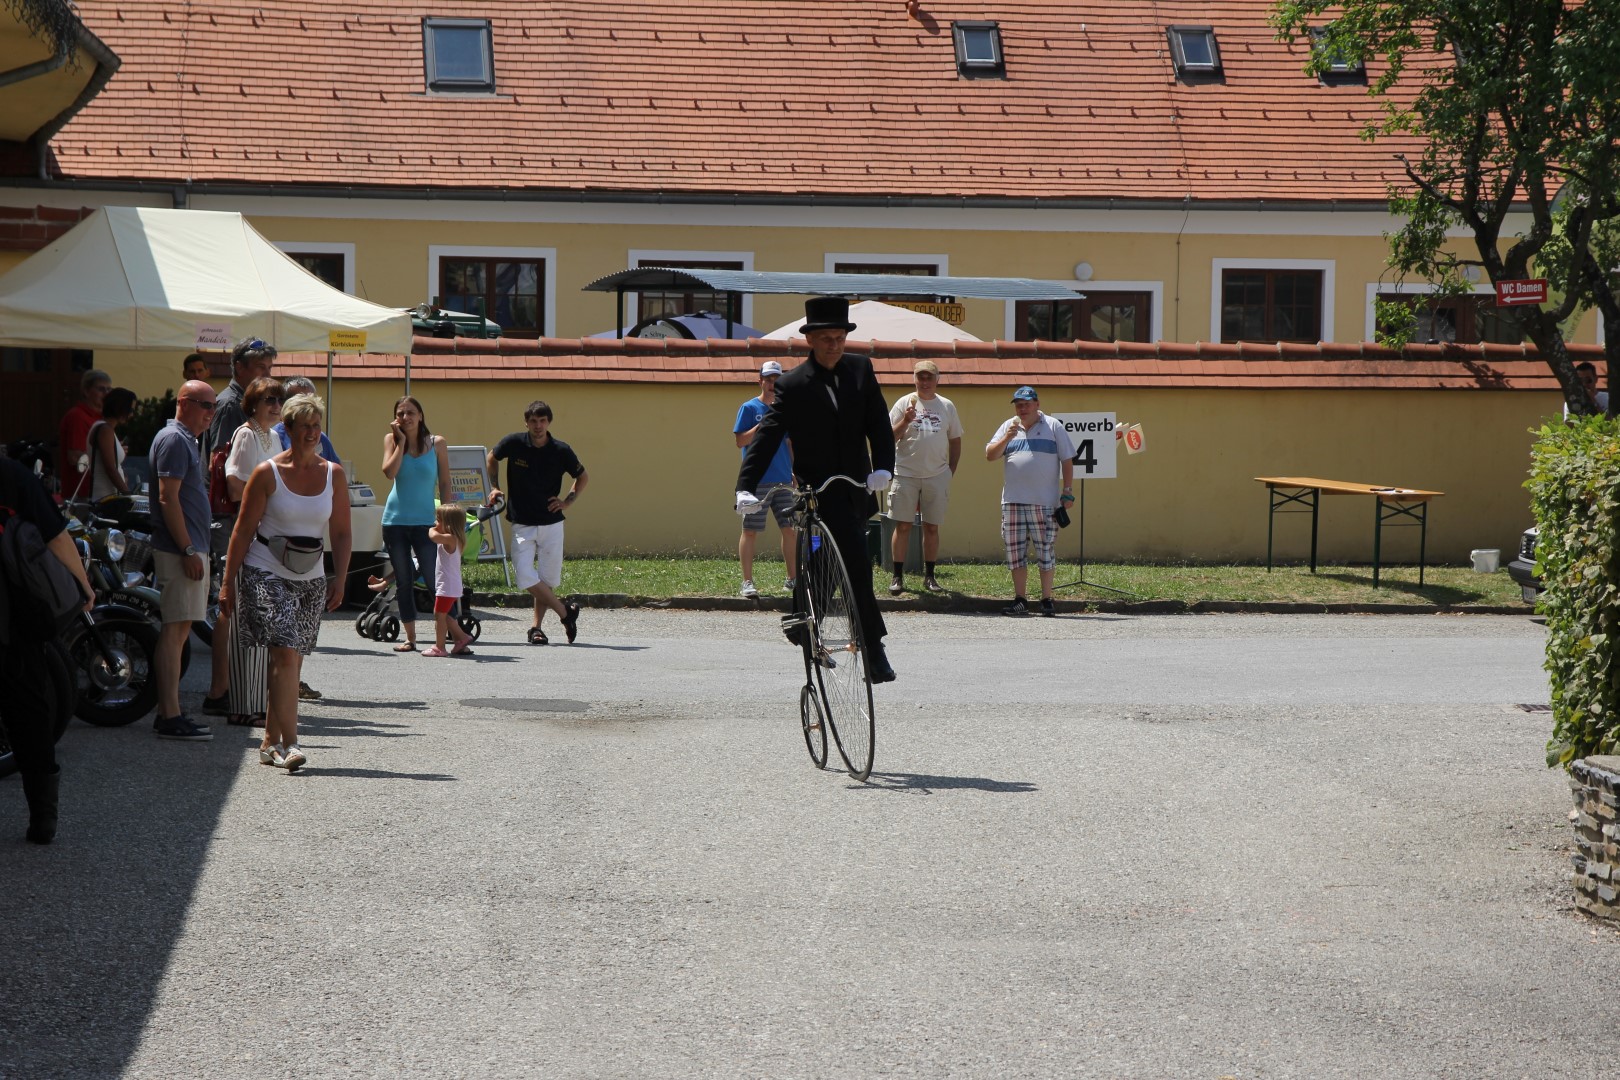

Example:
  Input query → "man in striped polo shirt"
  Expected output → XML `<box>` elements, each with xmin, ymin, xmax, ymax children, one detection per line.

<box><xmin>984</xmin><ymin>385</ymin><xmax>1074</xmax><ymax>617</ymax></box>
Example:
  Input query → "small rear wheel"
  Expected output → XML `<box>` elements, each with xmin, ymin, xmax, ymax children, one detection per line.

<box><xmin>801</xmin><ymin>525</ymin><xmax>875</xmax><ymax>781</ymax></box>
<box><xmin>381</xmin><ymin>616</ymin><xmax>400</xmax><ymax>642</ymax></box>
<box><xmin>799</xmin><ymin>683</ymin><xmax>829</xmax><ymax>769</ymax></box>
<box><xmin>458</xmin><ymin>615</ymin><xmax>481</xmax><ymax>641</ymax></box>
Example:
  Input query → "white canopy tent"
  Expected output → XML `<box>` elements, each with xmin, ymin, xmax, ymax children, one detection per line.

<box><xmin>0</xmin><ymin>205</ymin><xmax>412</xmax><ymax>398</ymax></box>
<box><xmin>761</xmin><ymin>300</ymin><xmax>982</xmax><ymax>344</ymax></box>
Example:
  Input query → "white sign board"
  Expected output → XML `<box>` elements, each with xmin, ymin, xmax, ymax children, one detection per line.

<box><xmin>447</xmin><ymin>445</ymin><xmax>508</xmax><ymax>563</ymax></box>
<box><xmin>1051</xmin><ymin>412</ymin><xmax>1118</xmax><ymax>479</ymax></box>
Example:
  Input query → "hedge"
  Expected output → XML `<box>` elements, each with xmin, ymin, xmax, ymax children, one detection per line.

<box><xmin>1527</xmin><ymin>415</ymin><xmax>1620</xmax><ymax>767</ymax></box>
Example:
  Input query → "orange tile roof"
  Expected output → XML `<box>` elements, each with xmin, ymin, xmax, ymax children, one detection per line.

<box><xmin>268</xmin><ymin>335</ymin><xmax>1602</xmax><ymax>391</ymax></box>
<box><xmin>53</xmin><ymin>2</ymin><xmax>1427</xmax><ymax>203</ymax></box>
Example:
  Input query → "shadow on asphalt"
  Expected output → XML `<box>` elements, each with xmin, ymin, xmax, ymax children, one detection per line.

<box><xmin>0</xmin><ymin>723</ymin><xmax>240</xmax><ymax>1076</ymax></box>
<box><xmin>859</xmin><ymin>771</ymin><xmax>1038</xmax><ymax>794</ymax></box>
<box><xmin>289</xmin><ymin>766</ymin><xmax>456</xmax><ymax>781</ymax></box>
<box><xmin>309</xmin><ymin>699</ymin><xmax>429</xmax><ymax>711</ymax></box>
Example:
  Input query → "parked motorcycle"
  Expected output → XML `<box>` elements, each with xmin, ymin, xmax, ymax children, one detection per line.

<box><xmin>64</xmin><ymin>506</ymin><xmax>184</xmax><ymax>727</ymax></box>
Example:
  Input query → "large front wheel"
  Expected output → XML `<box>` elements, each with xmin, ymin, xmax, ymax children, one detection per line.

<box><xmin>801</xmin><ymin>525</ymin><xmax>875</xmax><ymax>780</ymax></box>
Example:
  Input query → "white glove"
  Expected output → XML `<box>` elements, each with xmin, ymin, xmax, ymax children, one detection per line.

<box><xmin>865</xmin><ymin>469</ymin><xmax>893</xmax><ymax>493</ymax></box>
<box><xmin>735</xmin><ymin>491</ymin><xmax>762</xmax><ymax>516</ymax></box>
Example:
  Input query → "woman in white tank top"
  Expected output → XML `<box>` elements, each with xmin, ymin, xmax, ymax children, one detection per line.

<box><xmin>218</xmin><ymin>393</ymin><xmax>352</xmax><ymax>773</ymax></box>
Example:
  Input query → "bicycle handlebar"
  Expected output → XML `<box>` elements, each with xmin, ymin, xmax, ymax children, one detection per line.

<box><xmin>758</xmin><ymin>474</ymin><xmax>867</xmax><ymax>501</ymax></box>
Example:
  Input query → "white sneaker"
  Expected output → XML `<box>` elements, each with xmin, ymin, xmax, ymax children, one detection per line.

<box><xmin>740</xmin><ymin>579</ymin><xmax>759</xmax><ymax>599</ymax></box>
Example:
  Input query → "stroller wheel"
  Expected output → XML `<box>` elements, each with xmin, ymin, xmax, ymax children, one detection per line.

<box><xmin>458</xmin><ymin>615</ymin><xmax>481</xmax><ymax>642</ymax></box>
<box><xmin>355</xmin><ymin>612</ymin><xmax>369</xmax><ymax>637</ymax></box>
<box><xmin>382</xmin><ymin>615</ymin><xmax>401</xmax><ymax>642</ymax></box>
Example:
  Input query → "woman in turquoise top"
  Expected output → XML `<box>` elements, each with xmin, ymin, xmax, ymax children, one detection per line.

<box><xmin>380</xmin><ymin>395</ymin><xmax>453</xmax><ymax>651</ymax></box>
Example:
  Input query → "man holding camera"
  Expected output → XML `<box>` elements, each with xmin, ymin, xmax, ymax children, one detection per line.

<box><xmin>985</xmin><ymin>385</ymin><xmax>1074</xmax><ymax>618</ymax></box>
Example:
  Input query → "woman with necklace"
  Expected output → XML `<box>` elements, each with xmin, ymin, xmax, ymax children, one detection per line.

<box><xmin>219</xmin><ymin>377</ymin><xmax>284</xmax><ymax>727</ymax></box>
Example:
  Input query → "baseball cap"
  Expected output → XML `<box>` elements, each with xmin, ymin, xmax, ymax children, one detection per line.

<box><xmin>759</xmin><ymin>361</ymin><xmax>783</xmax><ymax>377</ymax></box>
<box><xmin>913</xmin><ymin>360</ymin><xmax>940</xmax><ymax>376</ymax></box>
<box><xmin>1011</xmin><ymin>385</ymin><xmax>1038</xmax><ymax>401</ymax></box>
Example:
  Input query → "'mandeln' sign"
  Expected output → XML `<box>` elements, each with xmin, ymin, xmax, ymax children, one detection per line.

<box><xmin>1495</xmin><ymin>278</ymin><xmax>1548</xmax><ymax>306</ymax></box>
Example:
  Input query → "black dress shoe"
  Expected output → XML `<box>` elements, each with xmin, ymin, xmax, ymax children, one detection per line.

<box><xmin>869</xmin><ymin>645</ymin><xmax>897</xmax><ymax>683</ymax></box>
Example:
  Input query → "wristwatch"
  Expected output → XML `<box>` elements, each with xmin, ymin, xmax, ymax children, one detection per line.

<box><xmin>183</xmin><ymin>544</ymin><xmax>198</xmax><ymax>557</ymax></box>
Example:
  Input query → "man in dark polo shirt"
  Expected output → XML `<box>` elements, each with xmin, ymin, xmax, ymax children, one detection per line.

<box><xmin>487</xmin><ymin>400</ymin><xmax>589</xmax><ymax>646</ymax></box>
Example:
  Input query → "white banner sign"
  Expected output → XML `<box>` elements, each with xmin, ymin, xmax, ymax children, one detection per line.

<box><xmin>1051</xmin><ymin>412</ymin><xmax>1118</xmax><ymax>479</ymax></box>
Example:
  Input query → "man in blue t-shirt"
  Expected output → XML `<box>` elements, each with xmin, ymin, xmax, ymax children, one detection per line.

<box><xmin>487</xmin><ymin>400</ymin><xmax>589</xmax><ymax>645</ymax></box>
<box><xmin>733</xmin><ymin>360</ymin><xmax>796</xmax><ymax>600</ymax></box>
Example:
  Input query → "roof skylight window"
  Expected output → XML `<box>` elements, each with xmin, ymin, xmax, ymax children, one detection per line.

<box><xmin>424</xmin><ymin>17</ymin><xmax>495</xmax><ymax>93</ymax></box>
<box><xmin>1311</xmin><ymin>26</ymin><xmax>1365</xmax><ymax>77</ymax></box>
<box><xmin>952</xmin><ymin>21</ymin><xmax>1005</xmax><ymax>78</ymax></box>
<box><xmin>1167</xmin><ymin>26</ymin><xmax>1221</xmax><ymax>74</ymax></box>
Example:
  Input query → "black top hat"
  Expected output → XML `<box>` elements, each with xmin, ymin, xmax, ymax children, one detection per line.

<box><xmin>799</xmin><ymin>295</ymin><xmax>858</xmax><ymax>334</ymax></box>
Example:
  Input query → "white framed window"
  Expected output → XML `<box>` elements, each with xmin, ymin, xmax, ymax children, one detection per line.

<box><xmin>1004</xmin><ymin>281</ymin><xmax>1165</xmax><ymax>343</ymax></box>
<box><xmin>428</xmin><ymin>245</ymin><xmax>556</xmax><ymax>338</ymax></box>
<box><xmin>423</xmin><ymin>17</ymin><xmax>495</xmax><ymax>93</ymax></box>
<box><xmin>1212</xmin><ymin>258</ymin><xmax>1336</xmax><ymax>343</ymax></box>
<box><xmin>1167</xmin><ymin>26</ymin><xmax>1221</xmax><ymax>74</ymax></box>
<box><xmin>627</xmin><ymin>249</ymin><xmax>754</xmax><ymax>326</ymax></box>
<box><xmin>827</xmin><ymin>253</ymin><xmax>951</xmax><ymax>304</ymax></box>
<box><xmin>273</xmin><ymin>241</ymin><xmax>356</xmax><ymax>294</ymax></box>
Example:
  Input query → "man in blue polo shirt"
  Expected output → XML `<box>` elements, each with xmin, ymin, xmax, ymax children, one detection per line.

<box><xmin>985</xmin><ymin>385</ymin><xmax>1074</xmax><ymax>618</ymax></box>
<box><xmin>733</xmin><ymin>360</ymin><xmax>797</xmax><ymax>599</ymax></box>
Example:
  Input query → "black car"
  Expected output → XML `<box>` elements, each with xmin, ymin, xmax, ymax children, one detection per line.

<box><xmin>1507</xmin><ymin>526</ymin><xmax>1541</xmax><ymax>602</ymax></box>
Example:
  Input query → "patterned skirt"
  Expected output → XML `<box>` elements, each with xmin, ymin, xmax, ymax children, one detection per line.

<box><xmin>237</xmin><ymin>565</ymin><xmax>327</xmax><ymax>655</ymax></box>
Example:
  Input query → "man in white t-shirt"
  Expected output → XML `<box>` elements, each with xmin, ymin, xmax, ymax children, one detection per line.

<box><xmin>886</xmin><ymin>360</ymin><xmax>963</xmax><ymax>595</ymax></box>
<box><xmin>985</xmin><ymin>385</ymin><xmax>1075</xmax><ymax>617</ymax></box>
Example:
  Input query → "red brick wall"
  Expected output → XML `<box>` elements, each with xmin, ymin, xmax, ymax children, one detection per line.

<box><xmin>0</xmin><ymin>205</ymin><xmax>94</xmax><ymax>251</ymax></box>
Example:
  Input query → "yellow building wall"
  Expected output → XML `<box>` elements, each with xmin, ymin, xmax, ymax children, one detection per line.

<box><xmin>244</xmin><ymin>215</ymin><xmax>1604</xmax><ymax>345</ymax></box>
<box><xmin>92</xmin><ymin>348</ymin><xmax>1557</xmax><ymax>565</ymax></box>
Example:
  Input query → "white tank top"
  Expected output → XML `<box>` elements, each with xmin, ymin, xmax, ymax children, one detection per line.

<box><xmin>245</xmin><ymin>460</ymin><xmax>333</xmax><ymax>581</ymax></box>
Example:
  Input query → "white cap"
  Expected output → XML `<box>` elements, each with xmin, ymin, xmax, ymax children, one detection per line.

<box><xmin>760</xmin><ymin>361</ymin><xmax>783</xmax><ymax>378</ymax></box>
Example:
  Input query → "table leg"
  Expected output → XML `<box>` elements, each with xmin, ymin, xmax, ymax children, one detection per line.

<box><xmin>1309</xmin><ymin>489</ymin><xmax>1320</xmax><ymax>574</ymax></box>
<box><xmin>1418</xmin><ymin>501</ymin><xmax>1428</xmax><ymax>587</ymax></box>
<box><xmin>1372</xmin><ymin>497</ymin><xmax>1382</xmax><ymax>588</ymax></box>
<box><xmin>1266</xmin><ymin>487</ymin><xmax>1275</xmax><ymax>572</ymax></box>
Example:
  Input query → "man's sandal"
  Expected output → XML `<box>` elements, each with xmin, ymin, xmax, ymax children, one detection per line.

<box><xmin>392</xmin><ymin>641</ymin><xmax>416</xmax><ymax>653</ymax></box>
<box><xmin>527</xmin><ymin>627</ymin><xmax>549</xmax><ymax>646</ymax></box>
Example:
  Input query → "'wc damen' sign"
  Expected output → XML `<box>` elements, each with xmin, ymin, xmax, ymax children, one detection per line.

<box><xmin>1050</xmin><ymin>412</ymin><xmax>1117</xmax><ymax>479</ymax></box>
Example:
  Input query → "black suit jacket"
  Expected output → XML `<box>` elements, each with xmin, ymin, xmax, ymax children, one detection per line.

<box><xmin>738</xmin><ymin>352</ymin><xmax>895</xmax><ymax>515</ymax></box>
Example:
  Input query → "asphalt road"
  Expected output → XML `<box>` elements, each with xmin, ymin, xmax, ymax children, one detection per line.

<box><xmin>2</xmin><ymin>609</ymin><xmax>1613</xmax><ymax>1080</ymax></box>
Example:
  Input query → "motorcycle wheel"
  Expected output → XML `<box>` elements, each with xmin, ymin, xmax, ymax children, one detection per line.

<box><xmin>69</xmin><ymin>612</ymin><xmax>162</xmax><ymax>727</ymax></box>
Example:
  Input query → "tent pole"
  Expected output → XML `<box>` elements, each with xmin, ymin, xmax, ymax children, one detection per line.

<box><xmin>326</xmin><ymin>351</ymin><xmax>334</xmax><ymax>426</ymax></box>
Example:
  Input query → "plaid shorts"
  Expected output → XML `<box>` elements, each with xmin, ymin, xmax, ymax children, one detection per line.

<box><xmin>742</xmin><ymin>484</ymin><xmax>795</xmax><ymax>533</ymax></box>
<box><xmin>1001</xmin><ymin>503</ymin><xmax>1057</xmax><ymax>571</ymax></box>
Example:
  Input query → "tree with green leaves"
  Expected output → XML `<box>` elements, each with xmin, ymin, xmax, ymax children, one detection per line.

<box><xmin>1271</xmin><ymin>0</ymin><xmax>1620</xmax><ymax>416</ymax></box>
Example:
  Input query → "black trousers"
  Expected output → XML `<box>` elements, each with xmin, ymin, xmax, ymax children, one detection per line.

<box><xmin>0</xmin><ymin>637</ymin><xmax>58</xmax><ymax>778</ymax></box>
<box><xmin>816</xmin><ymin>493</ymin><xmax>886</xmax><ymax>650</ymax></box>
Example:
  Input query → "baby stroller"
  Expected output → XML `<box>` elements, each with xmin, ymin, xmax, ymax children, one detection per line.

<box><xmin>354</xmin><ymin>496</ymin><xmax>504</xmax><ymax>644</ymax></box>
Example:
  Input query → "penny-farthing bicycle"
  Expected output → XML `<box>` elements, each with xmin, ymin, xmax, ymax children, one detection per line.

<box><xmin>759</xmin><ymin>475</ymin><xmax>877</xmax><ymax>781</ymax></box>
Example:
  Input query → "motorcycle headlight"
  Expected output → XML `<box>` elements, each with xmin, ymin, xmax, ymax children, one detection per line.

<box><xmin>96</xmin><ymin>528</ymin><xmax>126</xmax><ymax>563</ymax></box>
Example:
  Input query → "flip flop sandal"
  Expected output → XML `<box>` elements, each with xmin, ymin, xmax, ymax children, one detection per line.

<box><xmin>527</xmin><ymin>627</ymin><xmax>549</xmax><ymax>646</ymax></box>
<box><xmin>451</xmin><ymin>642</ymin><xmax>474</xmax><ymax>656</ymax></box>
<box><xmin>393</xmin><ymin>641</ymin><xmax>417</xmax><ymax>652</ymax></box>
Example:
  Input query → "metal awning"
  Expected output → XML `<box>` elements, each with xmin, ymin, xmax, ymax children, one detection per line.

<box><xmin>582</xmin><ymin>267</ymin><xmax>1083</xmax><ymax>338</ymax></box>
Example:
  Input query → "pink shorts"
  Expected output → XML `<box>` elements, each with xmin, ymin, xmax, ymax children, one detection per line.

<box><xmin>433</xmin><ymin>595</ymin><xmax>458</xmax><ymax>614</ymax></box>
